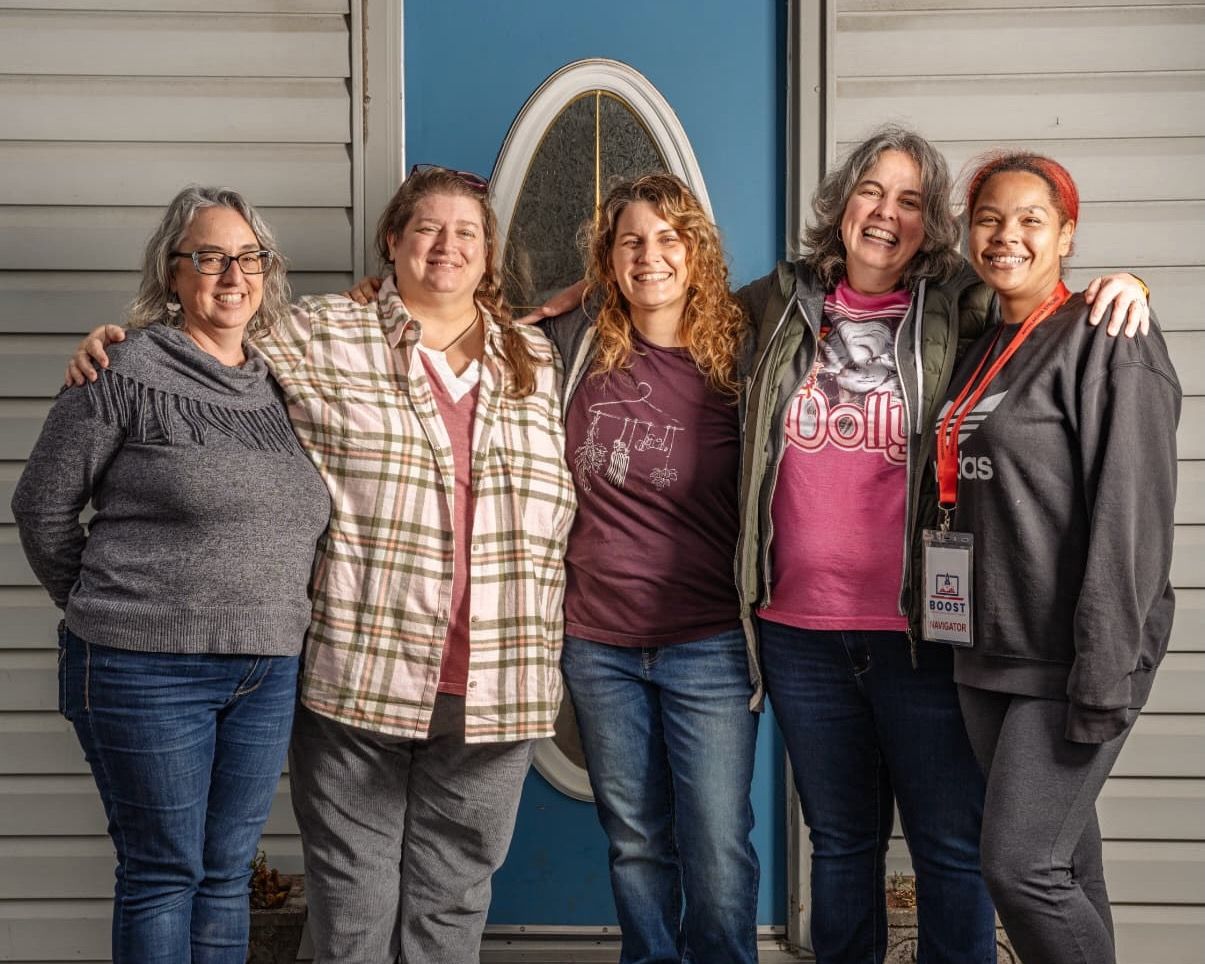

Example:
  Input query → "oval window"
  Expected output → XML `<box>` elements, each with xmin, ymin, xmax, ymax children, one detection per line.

<box><xmin>491</xmin><ymin>59</ymin><xmax>711</xmax><ymax>800</ymax></box>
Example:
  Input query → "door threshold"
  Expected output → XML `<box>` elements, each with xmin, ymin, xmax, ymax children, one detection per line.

<box><xmin>481</xmin><ymin>935</ymin><xmax>810</xmax><ymax>962</ymax></box>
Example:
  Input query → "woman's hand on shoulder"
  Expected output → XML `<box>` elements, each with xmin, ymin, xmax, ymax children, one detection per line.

<box><xmin>1084</xmin><ymin>273</ymin><xmax>1150</xmax><ymax>338</ymax></box>
<box><xmin>65</xmin><ymin>325</ymin><xmax>126</xmax><ymax>386</ymax></box>
<box><xmin>514</xmin><ymin>280</ymin><xmax>586</xmax><ymax>325</ymax></box>
<box><xmin>341</xmin><ymin>275</ymin><xmax>383</xmax><ymax>305</ymax></box>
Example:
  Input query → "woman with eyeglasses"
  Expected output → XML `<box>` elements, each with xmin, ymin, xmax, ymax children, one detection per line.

<box><xmin>13</xmin><ymin>186</ymin><xmax>331</xmax><ymax>962</ymax></box>
<box><xmin>66</xmin><ymin>165</ymin><xmax>576</xmax><ymax>963</ymax></box>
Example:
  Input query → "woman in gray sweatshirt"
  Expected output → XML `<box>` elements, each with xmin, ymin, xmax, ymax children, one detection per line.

<box><xmin>11</xmin><ymin>187</ymin><xmax>330</xmax><ymax>963</ymax></box>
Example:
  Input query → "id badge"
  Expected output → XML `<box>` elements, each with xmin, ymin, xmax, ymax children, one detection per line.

<box><xmin>921</xmin><ymin>529</ymin><xmax>974</xmax><ymax>647</ymax></box>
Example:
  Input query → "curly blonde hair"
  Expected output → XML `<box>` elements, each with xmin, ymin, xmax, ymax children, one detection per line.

<box><xmin>374</xmin><ymin>166</ymin><xmax>536</xmax><ymax>397</ymax></box>
<box><xmin>584</xmin><ymin>173</ymin><xmax>746</xmax><ymax>396</ymax></box>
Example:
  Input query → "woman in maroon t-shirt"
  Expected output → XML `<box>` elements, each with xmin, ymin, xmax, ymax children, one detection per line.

<box><xmin>549</xmin><ymin>173</ymin><xmax>759</xmax><ymax>962</ymax></box>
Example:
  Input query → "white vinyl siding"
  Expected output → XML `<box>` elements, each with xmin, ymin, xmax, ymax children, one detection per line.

<box><xmin>0</xmin><ymin>1</ymin><xmax>398</xmax><ymax>959</ymax></box>
<box><xmin>830</xmin><ymin>2</ymin><xmax>1205</xmax><ymax>960</ymax></box>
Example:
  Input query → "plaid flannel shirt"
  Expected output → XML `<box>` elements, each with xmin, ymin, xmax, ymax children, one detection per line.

<box><xmin>254</xmin><ymin>278</ymin><xmax>576</xmax><ymax>742</ymax></box>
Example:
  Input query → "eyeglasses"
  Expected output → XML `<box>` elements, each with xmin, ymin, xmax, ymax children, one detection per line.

<box><xmin>171</xmin><ymin>250</ymin><xmax>274</xmax><ymax>275</ymax></box>
<box><xmin>408</xmin><ymin>163</ymin><xmax>489</xmax><ymax>193</ymax></box>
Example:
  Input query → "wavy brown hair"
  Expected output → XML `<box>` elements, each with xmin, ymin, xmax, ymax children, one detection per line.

<box><xmin>803</xmin><ymin>126</ymin><xmax>963</xmax><ymax>290</ymax></box>
<box><xmin>584</xmin><ymin>173</ymin><xmax>746</xmax><ymax>396</ymax></box>
<box><xmin>374</xmin><ymin>166</ymin><xmax>536</xmax><ymax>397</ymax></box>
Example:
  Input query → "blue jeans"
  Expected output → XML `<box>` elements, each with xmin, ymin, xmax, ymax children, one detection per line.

<box><xmin>759</xmin><ymin>623</ymin><xmax>996</xmax><ymax>964</ymax></box>
<box><xmin>59</xmin><ymin>627</ymin><xmax>297</xmax><ymax>963</ymax></box>
<box><xmin>562</xmin><ymin>630</ymin><xmax>759</xmax><ymax>964</ymax></box>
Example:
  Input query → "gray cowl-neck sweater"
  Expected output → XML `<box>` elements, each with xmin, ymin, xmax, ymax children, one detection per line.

<box><xmin>12</xmin><ymin>324</ymin><xmax>331</xmax><ymax>656</ymax></box>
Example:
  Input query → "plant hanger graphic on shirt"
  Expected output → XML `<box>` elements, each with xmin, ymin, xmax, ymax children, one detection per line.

<box><xmin>574</xmin><ymin>380</ymin><xmax>684</xmax><ymax>491</ymax></box>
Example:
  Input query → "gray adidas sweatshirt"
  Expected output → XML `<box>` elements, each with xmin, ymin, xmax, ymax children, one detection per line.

<box><xmin>11</xmin><ymin>324</ymin><xmax>330</xmax><ymax>656</ymax></box>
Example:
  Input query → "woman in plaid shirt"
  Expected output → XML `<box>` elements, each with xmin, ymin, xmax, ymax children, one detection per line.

<box><xmin>68</xmin><ymin>167</ymin><xmax>577</xmax><ymax>963</ymax></box>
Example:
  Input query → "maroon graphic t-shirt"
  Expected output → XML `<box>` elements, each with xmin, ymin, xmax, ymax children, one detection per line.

<box><xmin>563</xmin><ymin>330</ymin><xmax>741</xmax><ymax>647</ymax></box>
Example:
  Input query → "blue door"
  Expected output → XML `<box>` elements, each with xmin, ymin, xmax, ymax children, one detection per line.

<box><xmin>404</xmin><ymin>0</ymin><xmax>788</xmax><ymax>929</ymax></box>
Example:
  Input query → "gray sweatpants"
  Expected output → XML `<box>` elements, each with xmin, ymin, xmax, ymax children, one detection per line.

<box><xmin>289</xmin><ymin>695</ymin><xmax>535</xmax><ymax>964</ymax></box>
<box><xmin>958</xmin><ymin>686</ymin><xmax>1134</xmax><ymax>964</ymax></box>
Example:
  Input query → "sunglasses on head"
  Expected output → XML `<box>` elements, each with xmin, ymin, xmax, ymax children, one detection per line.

<box><xmin>408</xmin><ymin>163</ymin><xmax>489</xmax><ymax>193</ymax></box>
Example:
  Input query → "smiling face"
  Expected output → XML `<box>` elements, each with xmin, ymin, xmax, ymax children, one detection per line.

<box><xmin>388</xmin><ymin>192</ymin><xmax>487</xmax><ymax>307</ymax></box>
<box><xmin>609</xmin><ymin>200</ymin><xmax>691</xmax><ymax>328</ymax></box>
<box><xmin>171</xmin><ymin>206</ymin><xmax>264</xmax><ymax>340</ymax></box>
<box><xmin>839</xmin><ymin>149</ymin><xmax>926</xmax><ymax>294</ymax></box>
<box><xmin>968</xmin><ymin>171</ymin><xmax>1075</xmax><ymax>324</ymax></box>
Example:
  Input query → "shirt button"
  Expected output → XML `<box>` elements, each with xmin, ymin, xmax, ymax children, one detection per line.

<box><xmin>472</xmin><ymin>543</ymin><xmax>482</xmax><ymax>553</ymax></box>
<box><xmin>468</xmin><ymin>680</ymin><xmax>477</xmax><ymax>689</ymax></box>
<box><xmin>470</xmin><ymin>616</ymin><xmax>479</xmax><ymax>624</ymax></box>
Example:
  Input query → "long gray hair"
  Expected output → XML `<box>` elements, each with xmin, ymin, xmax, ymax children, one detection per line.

<box><xmin>126</xmin><ymin>186</ymin><xmax>291</xmax><ymax>338</ymax></box>
<box><xmin>802</xmin><ymin>126</ymin><xmax>963</xmax><ymax>290</ymax></box>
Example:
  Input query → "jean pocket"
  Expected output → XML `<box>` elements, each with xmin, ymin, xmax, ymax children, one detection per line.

<box><xmin>56</xmin><ymin>621</ymin><xmax>73</xmax><ymax>721</ymax></box>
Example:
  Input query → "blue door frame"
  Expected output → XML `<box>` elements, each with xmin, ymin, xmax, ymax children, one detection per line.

<box><xmin>404</xmin><ymin>0</ymin><xmax>788</xmax><ymax>926</ymax></box>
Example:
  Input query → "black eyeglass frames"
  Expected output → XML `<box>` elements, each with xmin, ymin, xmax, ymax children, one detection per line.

<box><xmin>170</xmin><ymin>250</ymin><xmax>274</xmax><ymax>275</ymax></box>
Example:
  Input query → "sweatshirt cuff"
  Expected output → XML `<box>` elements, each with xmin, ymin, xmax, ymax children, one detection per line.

<box><xmin>1065</xmin><ymin>704</ymin><xmax>1131</xmax><ymax>744</ymax></box>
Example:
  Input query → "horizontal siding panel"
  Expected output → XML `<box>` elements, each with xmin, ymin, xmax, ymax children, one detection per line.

<box><xmin>1065</xmin><ymin>267</ymin><xmax>1202</xmax><ymax>332</ymax></box>
<box><xmin>0</xmin><ymin>401</ymin><xmax>47</xmax><ymax>458</ymax></box>
<box><xmin>0</xmin><ymin>271</ymin><xmax>354</xmax><ymax>334</ymax></box>
<box><xmin>835</xmin><ymin>72</ymin><xmax>1205</xmax><ymax>143</ymax></box>
<box><xmin>1171</xmin><ymin>525</ymin><xmax>1204</xmax><ymax>588</ymax></box>
<box><xmin>0</xmin><ymin>464</ymin><xmax>18</xmax><ymax>524</ymax></box>
<box><xmin>1066</xmin><ymin>201</ymin><xmax>1204</xmax><ymax>269</ymax></box>
<box><xmin>0</xmin><ymin>900</ymin><xmax>109</xmax><ymax>962</ymax></box>
<box><xmin>1097</xmin><ymin>779</ymin><xmax>1205</xmax><ymax>841</ymax></box>
<box><xmin>0</xmin><ymin>589</ymin><xmax>60</xmax><ymax>649</ymax></box>
<box><xmin>840</xmin><ymin>0</ymin><xmax>1203</xmax><ymax>10</ymax></box>
<box><xmin>1112</xmin><ymin>904</ymin><xmax>1205</xmax><ymax>964</ymax></box>
<box><xmin>0</xmin><ymin>12</ymin><xmax>348</xmax><ymax>78</ymax></box>
<box><xmin>1176</xmin><ymin>462</ymin><xmax>1204</xmax><ymax>527</ymax></box>
<box><xmin>887</xmin><ymin>841</ymin><xmax>1205</xmax><ymax>904</ymax></box>
<box><xmin>0</xmin><ymin>713</ymin><xmax>87</xmax><ymax>774</ymax></box>
<box><xmin>838</xmin><ymin>7</ymin><xmax>1204</xmax><ymax>77</ymax></box>
<box><xmin>0</xmin><ymin>0</ymin><xmax>347</xmax><ymax>9</ymax></box>
<box><xmin>897</xmin><ymin>138</ymin><xmax>1205</xmax><ymax>204</ymax></box>
<box><xmin>0</xmin><ymin>76</ymin><xmax>350</xmax><ymax>143</ymax></box>
<box><xmin>1169</xmin><ymin>588</ymin><xmax>1204</xmax><ymax>652</ymax></box>
<box><xmin>0</xmin><ymin>775</ymin><xmax>298</xmax><ymax>836</ymax></box>
<box><xmin>0</xmin><ymin>835</ymin><xmax>303</xmax><ymax>898</ymax></box>
<box><xmin>889</xmin><ymin>778</ymin><xmax>1205</xmax><ymax>841</ymax></box>
<box><xmin>0</xmin><ymin>206</ymin><xmax>352</xmax><ymax>272</ymax></box>
<box><xmin>1178</xmin><ymin>398</ymin><xmax>1205</xmax><ymax>459</ymax></box>
<box><xmin>0</xmin><ymin>142</ymin><xmax>351</xmax><ymax>207</ymax></box>
<box><xmin>1115</xmin><ymin>714</ymin><xmax>1205</xmax><ymax>777</ymax></box>
<box><xmin>1145</xmin><ymin>652</ymin><xmax>1205</xmax><ymax>714</ymax></box>
<box><xmin>1103</xmin><ymin>841</ymin><xmax>1205</xmax><ymax>904</ymax></box>
<box><xmin>0</xmin><ymin>529</ymin><xmax>37</xmax><ymax>586</ymax></box>
<box><xmin>1165</xmin><ymin>332</ymin><xmax>1204</xmax><ymax>396</ymax></box>
<box><xmin>0</xmin><ymin>336</ymin><xmax>89</xmax><ymax>399</ymax></box>
<box><xmin>0</xmin><ymin>651</ymin><xmax>55</xmax><ymax>711</ymax></box>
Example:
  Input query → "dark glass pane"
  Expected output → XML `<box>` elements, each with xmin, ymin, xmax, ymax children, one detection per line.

<box><xmin>502</xmin><ymin>92</ymin><xmax>667</xmax><ymax>313</ymax></box>
<box><xmin>599</xmin><ymin>93</ymin><xmax>666</xmax><ymax>195</ymax></box>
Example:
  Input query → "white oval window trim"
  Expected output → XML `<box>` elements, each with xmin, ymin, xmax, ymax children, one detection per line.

<box><xmin>490</xmin><ymin>58</ymin><xmax>712</xmax><ymax>802</ymax></box>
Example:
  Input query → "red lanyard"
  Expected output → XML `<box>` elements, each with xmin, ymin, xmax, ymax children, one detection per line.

<box><xmin>936</xmin><ymin>282</ymin><xmax>1070</xmax><ymax>511</ymax></box>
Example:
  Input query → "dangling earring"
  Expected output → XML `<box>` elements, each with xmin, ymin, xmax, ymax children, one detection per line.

<box><xmin>166</xmin><ymin>292</ymin><xmax>181</xmax><ymax>316</ymax></box>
